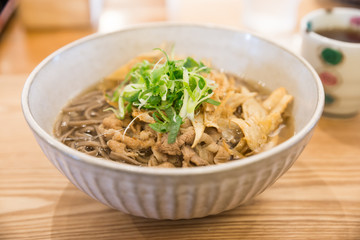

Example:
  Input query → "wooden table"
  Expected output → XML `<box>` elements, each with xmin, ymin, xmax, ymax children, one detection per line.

<box><xmin>1</xmin><ymin>1</ymin><xmax>359</xmax><ymax>239</ymax></box>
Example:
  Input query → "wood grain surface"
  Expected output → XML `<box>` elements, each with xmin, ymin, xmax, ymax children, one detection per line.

<box><xmin>1</xmin><ymin>1</ymin><xmax>360</xmax><ymax>239</ymax></box>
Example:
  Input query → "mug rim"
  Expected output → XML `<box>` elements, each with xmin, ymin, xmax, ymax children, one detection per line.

<box><xmin>300</xmin><ymin>7</ymin><xmax>360</xmax><ymax>47</ymax></box>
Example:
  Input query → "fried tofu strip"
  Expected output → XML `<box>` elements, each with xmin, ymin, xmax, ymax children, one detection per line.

<box><xmin>231</xmin><ymin>88</ymin><xmax>293</xmax><ymax>152</ymax></box>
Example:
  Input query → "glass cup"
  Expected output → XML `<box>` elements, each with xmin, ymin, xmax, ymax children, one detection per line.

<box><xmin>300</xmin><ymin>7</ymin><xmax>360</xmax><ymax>117</ymax></box>
<box><xmin>241</xmin><ymin>0</ymin><xmax>301</xmax><ymax>35</ymax></box>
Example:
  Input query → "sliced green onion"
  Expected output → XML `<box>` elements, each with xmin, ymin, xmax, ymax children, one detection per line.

<box><xmin>107</xmin><ymin>49</ymin><xmax>219</xmax><ymax>143</ymax></box>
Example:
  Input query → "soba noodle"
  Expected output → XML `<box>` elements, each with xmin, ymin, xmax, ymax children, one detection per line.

<box><xmin>54</xmin><ymin>90</ymin><xmax>112</xmax><ymax>159</ymax></box>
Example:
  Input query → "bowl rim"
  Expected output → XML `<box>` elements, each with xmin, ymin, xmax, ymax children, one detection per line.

<box><xmin>21</xmin><ymin>22</ymin><xmax>324</xmax><ymax>177</ymax></box>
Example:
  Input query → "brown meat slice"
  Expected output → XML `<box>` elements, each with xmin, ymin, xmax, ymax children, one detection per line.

<box><xmin>156</xmin><ymin>134</ymin><xmax>182</xmax><ymax>155</ymax></box>
<box><xmin>151</xmin><ymin>146</ymin><xmax>168</xmax><ymax>163</ymax></box>
<box><xmin>147</xmin><ymin>154</ymin><xmax>159</xmax><ymax>167</ymax></box>
<box><xmin>178</xmin><ymin>126</ymin><xmax>196</xmax><ymax>145</ymax></box>
<box><xmin>113</xmin><ymin>131</ymin><xmax>155</xmax><ymax>150</ymax></box>
<box><xmin>199</xmin><ymin>132</ymin><xmax>214</xmax><ymax>145</ymax></box>
<box><xmin>197</xmin><ymin>132</ymin><xmax>220</xmax><ymax>153</ymax></box>
<box><xmin>214</xmin><ymin>146</ymin><xmax>231</xmax><ymax>164</ymax></box>
<box><xmin>182</xmin><ymin>146</ymin><xmax>209</xmax><ymax>166</ymax></box>
<box><xmin>139</xmin><ymin>127</ymin><xmax>156</xmax><ymax>141</ymax></box>
<box><xmin>205</xmin><ymin>127</ymin><xmax>222</xmax><ymax>142</ymax></box>
<box><xmin>195</xmin><ymin>145</ymin><xmax>214</xmax><ymax>165</ymax></box>
<box><xmin>132</xmin><ymin>109</ymin><xmax>155</xmax><ymax>124</ymax></box>
<box><xmin>182</xmin><ymin>161</ymin><xmax>192</xmax><ymax>168</ymax></box>
<box><xmin>156</xmin><ymin>127</ymin><xmax>195</xmax><ymax>155</ymax></box>
<box><xmin>107</xmin><ymin>139</ymin><xmax>136</xmax><ymax>156</ymax></box>
<box><xmin>102</xmin><ymin>114</ymin><xmax>127</xmax><ymax>129</ymax></box>
<box><xmin>156</xmin><ymin>162</ymin><xmax>176</xmax><ymax>168</ymax></box>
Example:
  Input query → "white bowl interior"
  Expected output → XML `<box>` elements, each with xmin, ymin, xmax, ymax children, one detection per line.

<box><xmin>26</xmin><ymin>24</ymin><xmax>320</xmax><ymax>138</ymax></box>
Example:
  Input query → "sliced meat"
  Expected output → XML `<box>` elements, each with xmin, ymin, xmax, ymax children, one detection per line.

<box><xmin>156</xmin><ymin>126</ymin><xmax>195</xmax><ymax>155</ymax></box>
<box><xmin>109</xmin><ymin>151</ymin><xmax>144</xmax><ymax>166</ymax></box>
<box><xmin>156</xmin><ymin>162</ymin><xmax>176</xmax><ymax>168</ymax></box>
<box><xmin>214</xmin><ymin>145</ymin><xmax>231</xmax><ymax>164</ymax></box>
<box><xmin>182</xmin><ymin>145</ymin><xmax>209</xmax><ymax>166</ymax></box>
<box><xmin>151</xmin><ymin>145</ymin><xmax>169</xmax><ymax>163</ymax></box>
<box><xmin>132</xmin><ymin>108</ymin><xmax>155</xmax><ymax>124</ymax></box>
<box><xmin>102</xmin><ymin>114</ymin><xmax>128</xmax><ymax>129</ymax></box>
<box><xmin>107</xmin><ymin>139</ymin><xmax>137</xmax><ymax>157</ymax></box>
<box><xmin>113</xmin><ymin>131</ymin><xmax>155</xmax><ymax>149</ymax></box>
<box><xmin>195</xmin><ymin>145</ymin><xmax>214</xmax><ymax>165</ymax></box>
<box><xmin>205</xmin><ymin>127</ymin><xmax>221</xmax><ymax>142</ymax></box>
<box><xmin>156</xmin><ymin>134</ymin><xmax>182</xmax><ymax>155</ymax></box>
<box><xmin>148</xmin><ymin>154</ymin><xmax>159</xmax><ymax>167</ymax></box>
<box><xmin>178</xmin><ymin>126</ymin><xmax>196</xmax><ymax>145</ymax></box>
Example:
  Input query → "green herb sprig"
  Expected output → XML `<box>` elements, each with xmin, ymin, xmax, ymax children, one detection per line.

<box><xmin>108</xmin><ymin>49</ymin><xmax>220</xmax><ymax>143</ymax></box>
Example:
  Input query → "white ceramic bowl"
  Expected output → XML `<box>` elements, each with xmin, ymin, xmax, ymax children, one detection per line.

<box><xmin>22</xmin><ymin>23</ymin><xmax>324</xmax><ymax>220</ymax></box>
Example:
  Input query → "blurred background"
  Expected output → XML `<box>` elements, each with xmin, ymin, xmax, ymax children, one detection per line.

<box><xmin>0</xmin><ymin>0</ymin><xmax>359</xmax><ymax>75</ymax></box>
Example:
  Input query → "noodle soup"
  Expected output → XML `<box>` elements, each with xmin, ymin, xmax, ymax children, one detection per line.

<box><xmin>54</xmin><ymin>50</ymin><xmax>294</xmax><ymax>168</ymax></box>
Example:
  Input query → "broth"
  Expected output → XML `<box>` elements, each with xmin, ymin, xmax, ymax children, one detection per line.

<box><xmin>315</xmin><ymin>27</ymin><xmax>360</xmax><ymax>43</ymax></box>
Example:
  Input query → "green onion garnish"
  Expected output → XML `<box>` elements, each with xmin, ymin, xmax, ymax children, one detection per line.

<box><xmin>108</xmin><ymin>48</ymin><xmax>220</xmax><ymax>144</ymax></box>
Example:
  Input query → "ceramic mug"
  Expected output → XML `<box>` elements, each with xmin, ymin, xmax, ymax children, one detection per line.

<box><xmin>300</xmin><ymin>7</ymin><xmax>360</xmax><ymax>117</ymax></box>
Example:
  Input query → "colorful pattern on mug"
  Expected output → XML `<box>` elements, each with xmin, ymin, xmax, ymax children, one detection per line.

<box><xmin>319</xmin><ymin>71</ymin><xmax>339</xmax><ymax>86</ymax></box>
<box><xmin>321</xmin><ymin>48</ymin><xmax>343</xmax><ymax>65</ymax></box>
<box><xmin>325</xmin><ymin>93</ymin><xmax>336</xmax><ymax>105</ymax></box>
<box><xmin>306</xmin><ymin>21</ymin><xmax>312</xmax><ymax>32</ymax></box>
<box><xmin>350</xmin><ymin>16</ymin><xmax>360</xmax><ymax>26</ymax></box>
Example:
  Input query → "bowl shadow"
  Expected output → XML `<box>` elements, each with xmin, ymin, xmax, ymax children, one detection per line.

<box><xmin>317</xmin><ymin>114</ymin><xmax>360</xmax><ymax>148</ymax></box>
<box><xmin>50</xmin><ymin>160</ymin><xmax>354</xmax><ymax>239</ymax></box>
